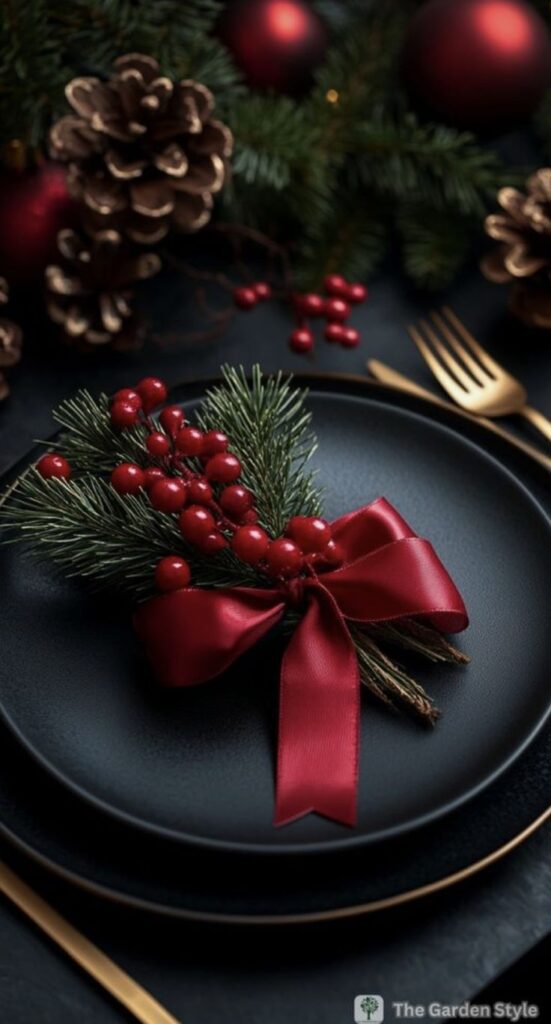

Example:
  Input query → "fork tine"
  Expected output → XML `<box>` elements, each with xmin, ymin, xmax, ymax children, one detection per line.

<box><xmin>441</xmin><ymin>306</ymin><xmax>502</xmax><ymax>376</ymax></box>
<box><xmin>407</xmin><ymin>324</ymin><xmax>464</xmax><ymax>399</ymax></box>
<box><xmin>419</xmin><ymin>317</ymin><xmax>474</xmax><ymax>391</ymax></box>
<box><xmin>429</xmin><ymin>310</ymin><xmax>488</xmax><ymax>385</ymax></box>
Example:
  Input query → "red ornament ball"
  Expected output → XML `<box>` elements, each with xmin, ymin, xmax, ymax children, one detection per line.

<box><xmin>187</xmin><ymin>478</ymin><xmax>214</xmax><ymax>505</ymax></box>
<box><xmin>136</xmin><ymin>377</ymin><xmax>168</xmax><ymax>414</ymax></box>
<box><xmin>232</xmin><ymin>525</ymin><xmax>270</xmax><ymax>564</ymax></box>
<box><xmin>146</xmin><ymin>432</ymin><xmax>171</xmax><ymax>458</ymax></box>
<box><xmin>402</xmin><ymin>0</ymin><xmax>551</xmax><ymax>128</ymax></box>
<box><xmin>155</xmin><ymin>556</ymin><xmax>191</xmax><ymax>592</ymax></box>
<box><xmin>110</xmin><ymin>463</ymin><xmax>145</xmax><ymax>495</ymax></box>
<box><xmin>143</xmin><ymin>467</ymin><xmax>165</xmax><ymax>491</ymax></box>
<box><xmin>265</xmin><ymin>538</ymin><xmax>303</xmax><ymax>578</ymax></box>
<box><xmin>286</xmin><ymin>515</ymin><xmax>331</xmax><ymax>553</ymax></box>
<box><xmin>112</xmin><ymin>388</ymin><xmax>142</xmax><ymax>410</ymax></box>
<box><xmin>295</xmin><ymin>293</ymin><xmax>325</xmax><ymax>317</ymax></box>
<box><xmin>219</xmin><ymin>0</ymin><xmax>328</xmax><ymax>95</ymax></box>
<box><xmin>254</xmin><ymin>281</ymin><xmax>272</xmax><ymax>301</ymax></box>
<box><xmin>175</xmin><ymin>426</ymin><xmax>203</xmax><ymax>456</ymax></box>
<box><xmin>233</xmin><ymin>285</ymin><xmax>258</xmax><ymax>310</ymax></box>
<box><xmin>159</xmin><ymin>405</ymin><xmax>184</xmax><ymax>438</ymax></box>
<box><xmin>179</xmin><ymin>505</ymin><xmax>216</xmax><ymax>543</ymax></box>
<box><xmin>220</xmin><ymin>484</ymin><xmax>254</xmax><ymax>518</ymax></box>
<box><xmin>37</xmin><ymin>453</ymin><xmax>71</xmax><ymax>480</ymax></box>
<box><xmin>324</xmin><ymin>274</ymin><xmax>348</xmax><ymax>297</ymax></box>
<box><xmin>110</xmin><ymin>400</ymin><xmax>139</xmax><ymax>430</ymax></box>
<box><xmin>324</xmin><ymin>297</ymin><xmax>350</xmax><ymax>323</ymax></box>
<box><xmin>0</xmin><ymin>162</ymin><xmax>75</xmax><ymax>284</ymax></box>
<box><xmin>149</xmin><ymin>477</ymin><xmax>187</xmax><ymax>512</ymax></box>
<box><xmin>324</xmin><ymin>322</ymin><xmax>346</xmax><ymax>344</ymax></box>
<box><xmin>201</xmin><ymin>430</ymin><xmax>229</xmax><ymax>457</ymax></box>
<box><xmin>341</xmin><ymin>327</ymin><xmax>360</xmax><ymax>348</ymax></box>
<box><xmin>205</xmin><ymin>452</ymin><xmax>242</xmax><ymax>483</ymax></box>
<box><xmin>289</xmin><ymin>327</ymin><xmax>314</xmax><ymax>353</ymax></box>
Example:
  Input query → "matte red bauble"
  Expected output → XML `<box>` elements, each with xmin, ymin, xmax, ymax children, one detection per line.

<box><xmin>219</xmin><ymin>0</ymin><xmax>328</xmax><ymax>94</ymax></box>
<box><xmin>0</xmin><ymin>163</ymin><xmax>74</xmax><ymax>284</ymax></box>
<box><xmin>402</xmin><ymin>0</ymin><xmax>551</xmax><ymax>128</ymax></box>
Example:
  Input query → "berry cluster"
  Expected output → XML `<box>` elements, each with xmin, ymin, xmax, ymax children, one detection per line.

<box><xmin>290</xmin><ymin>275</ymin><xmax>367</xmax><ymax>353</ymax></box>
<box><xmin>232</xmin><ymin>281</ymin><xmax>272</xmax><ymax>310</ymax></box>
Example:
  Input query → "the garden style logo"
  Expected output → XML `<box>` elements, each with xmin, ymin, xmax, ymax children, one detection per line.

<box><xmin>355</xmin><ymin>995</ymin><xmax>384</xmax><ymax>1022</ymax></box>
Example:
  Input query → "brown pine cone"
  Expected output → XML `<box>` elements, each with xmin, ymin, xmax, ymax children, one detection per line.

<box><xmin>0</xmin><ymin>277</ymin><xmax>23</xmax><ymax>399</ymax></box>
<box><xmin>49</xmin><ymin>54</ymin><xmax>233</xmax><ymax>246</ymax></box>
<box><xmin>481</xmin><ymin>169</ymin><xmax>551</xmax><ymax>329</ymax></box>
<box><xmin>45</xmin><ymin>228</ymin><xmax>161</xmax><ymax>349</ymax></box>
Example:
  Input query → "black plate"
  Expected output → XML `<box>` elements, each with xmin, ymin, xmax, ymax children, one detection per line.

<box><xmin>0</xmin><ymin>379</ymin><xmax>550</xmax><ymax>855</ymax></box>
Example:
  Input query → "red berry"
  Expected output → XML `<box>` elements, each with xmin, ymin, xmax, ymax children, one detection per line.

<box><xmin>155</xmin><ymin>556</ymin><xmax>191</xmax><ymax>592</ymax></box>
<box><xmin>149</xmin><ymin>478</ymin><xmax>187</xmax><ymax>512</ymax></box>
<box><xmin>201</xmin><ymin>430</ymin><xmax>229</xmax><ymax>457</ymax></box>
<box><xmin>143</xmin><ymin>467</ymin><xmax>165</xmax><ymax>491</ymax></box>
<box><xmin>324</xmin><ymin>274</ymin><xmax>348</xmax><ymax>297</ymax></box>
<box><xmin>324</xmin><ymin>297</ymin><xmax>350</xmax><ymax>323</ymax></box>
<box><xmin>159</xmin><ymin>405</ymin><xmax>184</xmax><ymax>438</ymax></box>
<box><xmin>175</xmin><ymin>426</ymin><xmax>203</xmax><ymax>456</ymax></box>
<box><xmin>112</xmin><ymin>388</ymin><xmax>142</xmax><ymax>410</ymax></box>
<box><xmin>325</xmin><ymin>322</ymin><xmax>346</xmax><ymax>343</ymax></box>
<box><xmin>286</xmin><ymin>516</ymin><xmax>332</xmax><ymax>554</ymax></box>
<box><xmin>233</xmin><ymin>286</ymin><xmax>257</xmax><ymax>310</ymax></box>
<box><xmin>37</xmin><ymin>453</ymin><xmax>71</xmax><ymax>480</ymax></box>
<box><xmin>205</xmin><ymin>452</ymin><xmax>242</xmax><ymax>483</ymax></box>
<box><xmin>111</xmin><ymin>463</ymin><xmax>145</xmax><ymax>495</ymax></box>
<box><xmin>146</xmin><ymin>432</ymin><xmax>170</xmax><ymax>458</ymax></box>
<box><xmin>136</xmin><ymin>376</ymin><xmax>168</xmax><ymax>414</ymax></box>
<box><xmin>187</xmin><ymin>478</ymin><xmax>213</xmax><ymax>504</ymax></box>
<box><xmin>232</xmin><ymin>525</ymin><xmax>270</xmax><ymax>564</ymax></box>
<box><xmin>254</xmin><ymin>281</ymin><xmax>272</xmax><ymax>301</ymax></box>
<box><xmin>198</xmin><ymin>531</ymin><xmax>228</xmax><ymax>554</ymax></box>
<box><xmin>242</xmin><ymin>509</ymin><xmax>258</xmax><ymax>524</ymax></box>
<box><xmin>346</xmin><ymin>282</ymin><xmax>367</xmax><ymax>304</ymax></box>
<box><xmin>110</xmin><ymin>401</ymin><xmax>139</xmax><ymax>429</ymax></box>
<box><xmin>289</xmin><ymin>327</ymin><xmax>314</xmax><ymax>353</ymax></box>
<box><xmin>295</xmin><ymin>293</ymin><xmax>325</xmax><ymax>317</ymax></box>
<box><xmin>314</xmin><ymin>539</ymin><xmax>344</xmax><ymax>568</ymax></box>
<box><xmin>265</xmin><ymin>538</ymin><xmax>303</xmax><ymax>578</ymax></box>
<box><xmin>179</xmin><ymin>505</ymin><xmax>216</xmax><ymax>543</ymax></box>
<box><xmin>220</xmin><ymin>485</ymin><xmax>254</xmax><ymax>518</ymax></box>
<box><xmin>341</xmin><ymin>327</ymin><xmax>360</xmax><ymax>348</ymax></box>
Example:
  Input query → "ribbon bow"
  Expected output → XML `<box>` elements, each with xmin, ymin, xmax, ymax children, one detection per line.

<box><xmin>135</xmin><ymin>498</ymin><xmax>468</xmax><ymax>827</ymax></box>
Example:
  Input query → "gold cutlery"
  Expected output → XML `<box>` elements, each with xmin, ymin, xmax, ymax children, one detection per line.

<box><xmin>407</xmin><ymin>306</ymin><xmax>551</xmax><ymax>444</ymax></box>
<box><xmin>0</xmin><ymin>860</ymin><xmax>181</xmax><ymax>1024</ymax></box>
<box><xmin>366</xmin><ymin>359</ymin><xmax>551</xmax><ymax>472</ymax></box>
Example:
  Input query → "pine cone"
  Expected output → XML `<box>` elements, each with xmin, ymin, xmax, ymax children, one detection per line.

<box><xmin>481</xmin><ymin>169</ymin><xmax>551</xmax><ymax>328</ymax></box>
<box><xmin>0</xmin><ymin>277</ymin><xmax>23</xmax><ymax>400</ymax></box>
<box><xmin>50</xmin><ymin>54</ymin><xmax>233</xmax><ymax>246</ymax></box>
<box><xmin>45</xmin><ymin>228</ymin><xmax>161</xmax><ymax>349</ymax></box>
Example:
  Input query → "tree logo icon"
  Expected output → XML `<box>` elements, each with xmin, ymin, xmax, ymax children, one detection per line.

<box><xmin>354</xmin><ymin>994</ymin><xmax>384</xmax><ymax>1022</ymax></box>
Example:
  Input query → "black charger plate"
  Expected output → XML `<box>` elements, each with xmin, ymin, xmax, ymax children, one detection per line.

<box><xmin>0</xmin><ymin>378</ymin><xmax>550</xmax><ymax>857</ymax></box>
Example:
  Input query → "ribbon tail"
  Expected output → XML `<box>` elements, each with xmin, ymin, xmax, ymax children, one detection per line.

<box><xmin>274</xmin><ymin>585</ymin><xmax>359</xmax><ymax>828</ymax></box>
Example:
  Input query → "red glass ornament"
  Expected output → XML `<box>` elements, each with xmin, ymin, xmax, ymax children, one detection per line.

<box><xmin>254</xmin><ymin>281</ymin><xmax>272</xmax><ymax>300</ymax></box>
<box><xmin>295</xmin><ymin>293</ymin><xmax>326</xmax><ymax>317</ymax></box>
<box><xmin>37</xmin><ymin>453</ymin><xmax>71</xmax><ymax>480</ymax></box>
<box><xmin>179</xmin><ymin>505</ymin><xmax>216</xmax><ymax>543</ymax></box>
<box><xmin>112</xmin><ymin>388</ymin><xmax>142</xmax><ymax>410</ymax></box>
<box><xmin>402</xmin><ymin>0</ymin><xmax>551</xmax><ymax>128</ymax></box>
<box><xmin>159</xmin><ymin>405</ymin><xmax>184</xmax><ymax>438</ymax></box>
<box><xmin>0</xmin><ymin>163</ymin><xmax>75</xmax><ymax>284</ymax></box>
<box><xmin>110</xmin><ymin>401</ymin><xmax>139</xmax><ymax>430</ymax></box>
<box><xmin>220</xmin><ymin>484</ymin><xmax>254</xmax><ymax>518</ymax></box>
<box><xmin>187</xmin><ymin>478</ymin><xmax>214</xmax><ymax>504</ymax></box>
<box><xmin>324</xmin><ymin>323</ymin><xmax>346</xmax><ymax>344</ymax></box>
<box><xmin>149</xmin><ymin>478</ymin><xmax>187</xmax><ymax>512</ymax></box>
<box><xmin>232</xmin><ymin>525</ymin><xmax>270</xmax><ymax>564</ymax></box>
<box><xmin>175</xmin><ymin>426</ymin><xmax>203</xmax><ymax>456</ymax></box>
<box><xmin>233</xmin><ymin>286</ymin><xmax>258</xmax><ymax>310</ymax></box>
<box><xmin>136</xmin><ymin>377</ymin><xmax>168</xmax><ymax>414</ymax></box>
<box><xmin>286</xmin><ymin>515</ymin><xmax>331</xmax><ymax>553</ymax></box>
<box><xmin>143</xmin><ymin>467</ymin><xmax>165</xmax><ymax>491</ymax></box>
<box><xmin>219</xmin><ymin>0</ymin><xmax>328</xmax><ymax>95</ymax></box>
<box><xmin>155</xmin><ymin>556</ymin><xmax>191</xmax><ymax>592</ymax></box>
<box><xmin>289</xmin><ymin>327</ymin><xmax>314</xmax><ymax>353</ymax></box>
<box><xmin>198</xmin><ymin>531</ymin><xmax>229</xmax><ymax>554</ymax></box>
<box><xmin>324</xmin><ymin>274</ymin><xmax>348</xmax><ymax>297</ymax></box>
<box><xmin>341</xmin><ymin>327</ymin><xmax>360</xmax><ymax>348</ymax></box>
<box><xmin>146</xmin><ymin>432</ymin><xmax>170</xmax><ymax>458</ymax></box>
<box><xmin>205</xmin><ymin>452</ymin><xmax>242</xmax><ymax>483</ymax></box>
<box><xmin>346</xmin><ymin>283</ymin><xmax>367</xmax><ymax>304</ymax></box>
<box><xmin>110</xmin><ymin>463</ymin><xmax>145</xmax><ymax>495</ymax></box>
<box><xmin>324</xmin><ymin>297</ymin><xmax>350</xmax><ymax>323</ymax></box>
<box><xmin>265</xmin><ymin>538</ymin><xmax>303</xmax><ymax>578</ymax></box>
<box><xmin>201</xmin><ymin>430</ymin><xmax>229</xmax><ymax>457</ymax></box>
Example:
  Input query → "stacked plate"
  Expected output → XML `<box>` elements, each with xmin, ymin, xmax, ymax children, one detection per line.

<box><xmin>0</xmin><ymin>377</ymin><xmax>549</xmax><ymax>922</ymax></box>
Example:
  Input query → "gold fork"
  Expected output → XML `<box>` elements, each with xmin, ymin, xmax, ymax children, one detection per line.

<box><xmin>407</xmin><ymin>306</ymin><xmax>551</xmax><ymax>444</ymax></box>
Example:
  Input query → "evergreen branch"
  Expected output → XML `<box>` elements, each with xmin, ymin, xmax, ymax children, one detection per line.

<box><xmin>397</xmin><ymin>203</ymin><xmax>477</xmax><ymax>290</ymax></box>
<box><xmin>351</xmin><ymin>626</ymin><xmax>440</xmax><ymax>724</ymax></box>
<box><xmin>51</xmin><ymin>390</ymin><xmax>151</xmax><ymax>472</ymax></box>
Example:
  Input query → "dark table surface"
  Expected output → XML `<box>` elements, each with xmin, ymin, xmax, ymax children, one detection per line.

<box><xmin>0</xmin><ymin>127</ymin><xmax>550</xmax><ymax>1022</ymax></box>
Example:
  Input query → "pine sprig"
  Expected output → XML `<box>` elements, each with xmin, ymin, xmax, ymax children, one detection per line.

<box><xmin>51</xmin><ymin>390</ymin><xmax>150</xmax><ymax>472</ymax></box>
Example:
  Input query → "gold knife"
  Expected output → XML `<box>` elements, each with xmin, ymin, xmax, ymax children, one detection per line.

<box><xmin>0</xmin><ymin>860</ymin><xmax>181</xmax><ymax>1024</ymax></box>
<box><xmin>367</xmin><ymin>360</ymin><xmax>551</xmax><ymax>473</ymax></box>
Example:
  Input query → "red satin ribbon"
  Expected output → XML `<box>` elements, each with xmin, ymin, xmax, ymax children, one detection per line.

<box><xmin>134</xmin><ymin>498</ymin><xmax>468</xmax><ymax>827</ymax></box>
